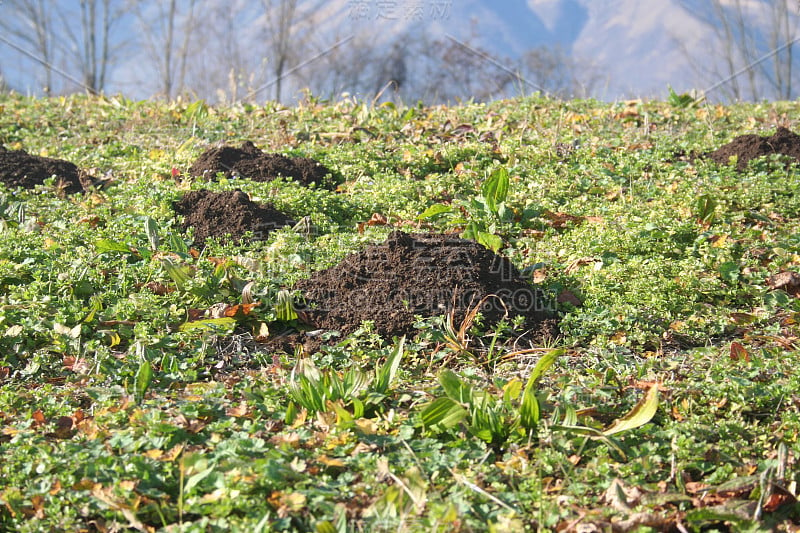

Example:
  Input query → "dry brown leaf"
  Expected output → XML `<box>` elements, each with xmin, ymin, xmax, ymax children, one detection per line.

<box><xmin>543</xmin><ymin>210</ymin><xmax>585</xmax><ymax>228</ymax></box>
<box><xmin>729</xmin><ymin>341</ymin><xmax>750</xmax><ymax>362</ymax></box>
<box><xmin>768</xmin><ymin>271</ymin><xmax>800</xmax><ymax>296</ymax></box>
<box><xmin>557</xmin><ymin>290</ymin><xmax>582</xmax><ymax>306</ymax></box>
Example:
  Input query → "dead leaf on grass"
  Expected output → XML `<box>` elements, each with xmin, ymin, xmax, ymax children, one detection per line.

<box><xmin>543</xmin><ymin>210</ymin><xmax>585</xmax><ymax>229</ymax></box>
<box><xmin>729</xmin><ymin>341</ymin><xmax>750</xmax><ymax>362</ymax></box>
<box><xmin>557</xmin><ymin>290</ymin><xmax>582</xmax><ymax>306</ymax></box>
<box><xmin>768</xmin><ymin>271</ymin><xmax>800</xmax><ymax>296</ymax></box>
<box><xmin>357</xmin><ymin>212</ymin><xmax>389</xmax><ymax>233</ymax></box>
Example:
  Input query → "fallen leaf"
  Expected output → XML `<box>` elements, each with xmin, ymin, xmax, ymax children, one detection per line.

<box><xmin>557</xmin><ymin>290</ymin><xmax>582</xmax><ymax>306</ymax></box>
<box><xmin>225</xmin><ymin>402</ymin><xmax>251</xmax><ymax>418</ymax></box>
<box><xmin>543</xmin><ymin>210</ymin><xmax>585</xmax><ymax>229</ymax></box>
<box><xmin>763</xmin><ymin>484</ymin><xmax>797</xmax><ymax>512</ymax></box>
<box><xmin>32</xmin><ymin>410</ymin><xmax>46</xmax><ymax>426</ymax></box>
<box><xmin>604</xmin><ymin>478</ymin><xmax>644</xmax><ymax>512</ymax></box>
<box><xmin>768</xmin><ymin>271</ymin><xmax>800</xmax><ymax>296</ymax></box>
<box><xmin>143</xmin><ymin>281</ymin><xmax>174</xmax><ymax>295</ymax></box>
<box><xmin>729</xmin><ymin>341</ymin><xmax>750</xmax><ymax>362</ymax></box>
<box><xmin>318</xmin><ymin>455</ymin><xmax>346</xmax><ymax>468</ymax></box>
<box><xmin>357</xmin><ymin>212</ymin><xmax>390</xmax><ymax>233</ymax></box>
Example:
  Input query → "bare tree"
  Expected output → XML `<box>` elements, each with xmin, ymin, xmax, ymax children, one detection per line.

<box><xmin>130</xmin><ymin>0</ymin><xmax>198</xmax><ymax>99</ymax></box>
<box><xmin>190</xmin><ymin>2</ymin><xmax>268</xmax><ymax>102</ymax></box>
<box><xmin>259</xmin><ymin>0</ymin><xmax>327</xmax><ymax>102</ymax></box>
<box><xmin>680</xmin><ymin>0</ymin><xmax>800</xmax><ymax>101</ymax></box>
<box><xmin>59</xmin><ymin>0</ymin><xmax>130</xmax><ymax>94</ymax></box>
<box><xmin>767</xmin><ymin>0</ymin><xmax>798</xmax><ymax>99</ymax></box>
<box><xmin>0</xmin><ymin>0</ymin><xmax>55</xmax><ymax>93</ymax></box>
<box><xmin>519</xmin><ymin>45</ymin><xmax>599</xmax><ymax>99</ymax></box>
<box><xmin>261</xmin><ymin>0</ymin><xmax>297</xmax><ymax>102</ymax></box>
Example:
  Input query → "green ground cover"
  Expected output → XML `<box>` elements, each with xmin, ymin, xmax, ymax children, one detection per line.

<box><xmin>1</xmin><ymin>93</ymin><xmax>800</xmax><ymax>531</ymax></box>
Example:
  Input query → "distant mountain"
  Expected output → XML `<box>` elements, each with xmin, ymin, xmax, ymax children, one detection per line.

<box><xmin>0</xmin><ymin>0</ymin><xmax>783</xmax><ymax>101</ymax></box>
<box><xmin>307</xmin><ymin>0</ymin><xmax>709</xmax><ymax>100</ymax></box>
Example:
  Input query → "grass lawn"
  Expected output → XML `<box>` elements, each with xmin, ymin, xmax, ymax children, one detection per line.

<box><xmin>1</xmin><ymin>93</ymin><xmax>800</xmax><ymax>531</ymax></box>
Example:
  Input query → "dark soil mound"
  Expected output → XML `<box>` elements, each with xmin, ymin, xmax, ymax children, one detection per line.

<box><xmin>707</xmin><ymin>127</ymin><xmax>800</xmax><ymax>171</ymax></box>
<box><xmin>294</xmin><ymin>231</ymin><xmax>557</xmax><ymax>342</ymax></box>
<box><xmin>0</xmin><ymin>145</ymin><xmax>84</xmax><ymax>193</ymax></box>
<box><xmin>188</xmin><ymin>141</ymin><xmax>333</xmax><ymax>188</ymax></box>
<box><xmin>173</xmin><ymin>189</ymin><xmax>296</xmax><ymax>246</ymax></box>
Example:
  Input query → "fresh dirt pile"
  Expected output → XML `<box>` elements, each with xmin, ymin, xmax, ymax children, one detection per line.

<box><xmin>293</xmin><ymin>231</ymin><xmax>557</xmax><ymax>342</ymax></box>
<box><xmin>707</xmin><ymin>127</ymin><xmax>800</xmax><ymax>171</ymax></box>
<box><xmin>173</xmin><ymin>189</ymin><xmax>295</xmax><ymax>246</ymax></box>
<box><xmin>0</xmin><ymin>145</ymin><xmax>85</xmax><ymax>193</ymax></box>
<box><xmin>188</xmin><ymin>141</ymin><xmax>333</xmax><ymax>188</ymax></box>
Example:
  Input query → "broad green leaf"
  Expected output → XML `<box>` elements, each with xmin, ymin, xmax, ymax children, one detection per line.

<box><xmin>143</xmin><ymin>216</ymin><xmax>160</xmax><ymax>251</ymax></box>
<box><xmin>602</xmin><ymin>384</ymin><xmax>659</xmax><ymax>436</ymax></box>
<box><xmin>476</xmin><ymin>231</ymin><xmax>503</xmax><ymax>252</ymax></box>
<box><xmin>184</xmin><ymin>99</ymin><xmax>208</xmax><ymax>120</ymax></box>
<box><xmin>694</xmin><ymin>194</ymin><xmax>717</xmax><ymax>225</ymax></box>
<box><xmin>161</xmin><ymin>257</ymin><xmax>194</xmax><ymax>290</ymax></box>
<box><xmin>518</xmin><ymin>384</ymin><xmax>540</xmax><ymax>430</ymax></box>
<box><xmin>481</xmin><ymin>166</ymin><xmax>510</xmax><ymax>214</ymax></box>
<box><xmin>167</xmin><ymin>232</ymin><xmax>189</xmax><ymax>255</ymax></box>
<box><xmin>417</xmin><ymin>203</ymin><xmax>453</xmax><ymax>220</ymax></box>
<box><xmin>439</xmin><ymin>370</ymin><xmax>475</xmax><ymax>405</ymax></box>
<box><xmin>352</xmin><ymin>397</ymin><xmax>365</xmax><ymax>419</ymax></box>
<box><xmin>529</xmin><ymin>348</ymin><xmax>562</xmax><ymax>385</ymax></box>
<box><xmin>182</xmin><ymin>463</ymin><xmax>215</xmax><ymax>495</ymax></box>
<box><xmin>95</xmin><ymin>238</ymin><xmax>134</xmax><ymax>254</ymax></box>
<box><xmin>135</xmin><ymin>360</ymin><xmax>152</xmax><ymax>399</ymax></box>
<box><xmin>285</xmin><ymin>401</ymin><xmax>297</xmax><ymax>424</ymax></box>
<box><xmin>420</xmin><ymin>397</ymin><xmax>467</xmax><ymax>432</ymax></box>
<box><xmin>502</xmin><ymin>379</ymin><xmax>522</xmax><ymax>407</ymax></box>
<box><xmin>511</xmin><ymin>351</ymin><xmax>555</xmax><ymax>428</ymax></box>
<box><xmin>375</xmin><ymin>336</ymin><xmax>404</xmax><ymax>394</ymax></box>
<box><xmin>719</xmin><ymin>261</ymin><xmax>740</xmax><ymax>283</ymax></box>
<box><xmin>329</xmin><ymin>400</ymin><xmax>353</xmax><ymax>425</ymax></box>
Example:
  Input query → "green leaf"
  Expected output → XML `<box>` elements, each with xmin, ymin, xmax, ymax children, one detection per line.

<box><xmin>184</xmin><ymin>99</ymin><xmax>208</xmax><ymax>121</ymax></box>
<box><xmin>719</xmin><ymin>261</ymin><xmax>740</xmax><ymax>283</ymax></box>
<box><xmin>502</xmin><ymin>379</ymin><xmax>522</xmax><ymax>407</ymax></box>
<box><xmin>518</xmin><ymin>384</ymin><xmax>540</xmax><ymax>430</ymax></box>
<box><xmin>476</xmin><ymin>231</ymin><xmax>503</xmax><ymax>252</ymax></box>
<box><xmin>481</xmin><ymin>166</ymin><xmax>510</xmax><ymax>214</ymax></box>
<box><xmin>529</xmin><ymin>348</ymin><xmax>562</xmax><ymax>385</ymax></box>
<box><xmin>602</xmin><ymin>384</ymin><xmax>659</xmax><ymax>436</ymax></box>
<box><xmin>375</xmin><ymin>336</ymin><xmax>404</xmax><ymax>394</ymax></box>
<box><xmin>167</xmin><ymin>232</ymin><xmax>189</xmax><ymax>255</ymax></box>
<box><xmin>135</xmin><ymin>360</ymin><xmax>152</xmax><ymax>399</ymax></box>
<box><xmin>183</xmin><ymin>463</ymin><xmax>215</xmax><ymax>495</ymax></box>
<box><xmin>439</xmin><ymin>370</ymin><xmax>475</xmax><ymax>406</ymax></box>
<box><xmin>161</xmin><ymin>257</ymin><xmax>194</xmax><ymax>291</ymax></box>
<box><xmin>518</xmin><ymin>349</ymin><xmax>561</xmax><ymax>431</ymax></box>
<box><xmin>95</xmin><ymin>239</ymin><xmax>134</xmax><ymax>254</ymax></box>
<box><xmin>275</xmin><ymin>289</ymin><xmax>298</xmax><ymax>321</ymax></box>
<box><xmin>417</xmin><ymin>203</ymin><xmax>453</xmax><ymax>220</ymax></box>
<box><xmin>420</xmin><ymin>397</ymin><xmax>467</xmax><ymax>432</ymax></box>
<box><xmin>551</xmin><ymin>424</ymin><xmax>629</xmax><ymax>459</ymax></box>
<box><xmin>285</xmin><ymin>401</ymin><xmax>298</xmax><ymax>424</ymax></box>
<box><xmin>695</xmin><ymin>194</ymin><xmax>717</xmax><ymax>225</ymax></box>
<box><xmin>178</xmin><ymin>317</ymin><xmax>236</xmax><ymax>333</ymax></box>
<box><xmin>143</xmin><ymin>216</ymin><xmax>160</xmax><ymax>251</ymax></box>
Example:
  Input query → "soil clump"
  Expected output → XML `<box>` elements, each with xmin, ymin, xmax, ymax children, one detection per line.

<box><xmin>173</xmin><ymin>189</ymin><xmax>295</xmax><ymax>246</ymax></box>
<box><xmin>293</xmin><ymin>231</ymin><xmax>557</xmax><ymax>344</ymax></box>
<box><xmin>707</xmin><ymin>127</ymin><xmax>800</xmax><ymax>170</ymax></box>
<box><xmin>0</xmin><ymin>145</ymin><xmax>85</xmax><ymax>193</ymax></box>
<box><xmin>188</xmin><ymin>141</ymin><xmax>333</xmax><ymax>188</ymax></box>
